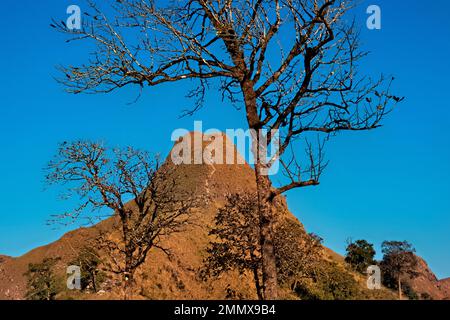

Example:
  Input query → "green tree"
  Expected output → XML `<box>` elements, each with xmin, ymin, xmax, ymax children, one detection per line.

<box><xmin>24</xmin><ymin>257</ymin><xmax>61</xmax><ymax>300</ymax></box>
<box><xmin>380</xmin><ymin>241</ymin><xmax>418</xmax><ymax>300</ymax></box>
<box><xmin>344</xmin><ymin>239</ymin><xmax>376</xmax><ymax>273</ymax></box>
<box><xmin>402</xmin><ymin>282</ymin><xmax>419</xmax><ymax>300</ymax></box>
<box><xmin>69</xmin><ymin>246</ymin><xmax>105</xmax><ymax>293</ymax></box>
<box><xmin>202</xmin><ymin>193</ymin><xmax>264</xmax><ymax>299</ymax></box>
<box><xmin>293</xmin><ymin>261</ymin><xmax>361</xmax><ymax>300</ymax></box>
<box><xmin>202</xmin><ymin>193</ymin><xmax>322</xmax><ymax>299</ymax></box>
<box><xmin>420</xmin><ymin>292</ymin><xmax>433</xmax><ymax>300</ymax></box>
<box><xmin>274</xmin><ymin>221</ymin><xmax>323</xmax><ymax>291</ymax></box>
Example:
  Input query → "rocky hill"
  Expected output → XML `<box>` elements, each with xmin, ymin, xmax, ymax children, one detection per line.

<box><xmin>0</xmin><ymin>133</ymin><xmax>446</xmax><ymax>300</ymax></box>
<box><xmin>407</xmin><ymin>257</ymin><xmax>450</xmax><ymax>299</ymax></box>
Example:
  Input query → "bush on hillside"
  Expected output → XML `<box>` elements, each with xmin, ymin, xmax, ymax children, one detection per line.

<box><xmin>24</xmin><ymin>257</ymin><xmax>62</xmax><ymax>300</ymax></box>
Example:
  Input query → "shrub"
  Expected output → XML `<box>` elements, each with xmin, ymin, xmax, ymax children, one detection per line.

<box><xmin>24</xmin><ymin>257</ymin><xmax>62</xmax><ymax>300</ymax></box>
<box><xmin>294</xmin><ymin>261</ymin><xmax>361</xmax><ymax>300</ymax></box>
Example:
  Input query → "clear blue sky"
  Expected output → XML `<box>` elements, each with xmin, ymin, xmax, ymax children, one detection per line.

<box><xmin>0</xmin><ymin>1</ymin><xmax>449</xmax><ymax>279</ymax></box>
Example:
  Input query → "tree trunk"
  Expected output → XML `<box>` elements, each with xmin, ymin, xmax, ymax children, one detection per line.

<box><xmin>254</xmin><ymin>165</ymin><xmax>279</xmax><ymax>300</ymax></box>
<box><xmin>91</xmin><ymin>271</ymin><xmax>97</xmax><ymax>293</ymax></box>
<box><xmin>398</xmin><ymin>277</ymin><xmax>402</xmax><ymax>300</ymax></box>
<box><xmin>252</xmin><ymin>267</ymin><xmax>264</xmax><ymax>300</ymax></box>
<box><xmin>121</xmin><ymin>215</ymin><xmax>134</xmax><ymax>300</ymax></box>
<box><xmin>123</xmin><ymin>270</ymin><xmax>134</xmax><ymax>300</ymax></box>
<box><xmin>242</xmin><ymin>79</ymin><xmax>278</xmax><ymax>300</ymax></box>
<box><xmin>46</xmin><ymin>281</ymin><xmax>52</xmax><ymax>300</ymax></box>
<box><xmin>124</xmin><ymin>244</ymin><xmax>134</xmax><ymax>300</ymax></box>
<box><xmin>292</xmin><ymin>280</ymin><xmax>299</xmax><ymax>292</ymax></box>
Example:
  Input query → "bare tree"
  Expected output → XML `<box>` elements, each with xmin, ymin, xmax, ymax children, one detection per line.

<box><xmin>45</xmin><ymin>141</ymin><xmax>196</xmax><ymax>298</ymax></box>
<box><xmin>53</xmin><ymin>0</ymin><xmax>402</xmax><ymax>299</ymax></box>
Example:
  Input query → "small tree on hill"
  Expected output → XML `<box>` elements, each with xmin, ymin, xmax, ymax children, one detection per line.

<box><xmin>69</xmin><ymin>246</ymin><xmax>105</xmax><ymax>293</ymax></box>
<box><xmin>274</xmin><ymin>220</ymin><xmax>323</xmax><ymax>291</ymax></box>
<box><xmin>380</xmin><ymin>241</ymin><xmax>418</xmax><ymax>300</ymax></box>
<box><xmin>202</xmin><ymin>193</ymin><xmax>322</xmax><ymax>299</ymax></box>
<box><xmin>24</xmin><ymin>257</ymin><xmax>61</xmax><ymax>300</ymax></box>
<box><xmin>202</xmin><ymin>193</ymin><xmax>264</xmax><ymax>299</ymax></box>
<box><xmin>46</xmin><ymin>141</ymin><xmax>198</xmax><ymax>299</ymax></box>
<box><xmin>344</xmin><ymin>239</ymin><xmax>376</xmax><ymax>273</ymax></box>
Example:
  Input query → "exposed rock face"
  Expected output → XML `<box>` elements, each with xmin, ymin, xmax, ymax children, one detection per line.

<box><xmin>438</xmin><ymin>278</ymin><xmax>450</xmax><ymax>299</ymax></box>
<box><xmin>407</xmin><ymin>257</ymin><xmax>450</xmax><ymax>300</ymax></box>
